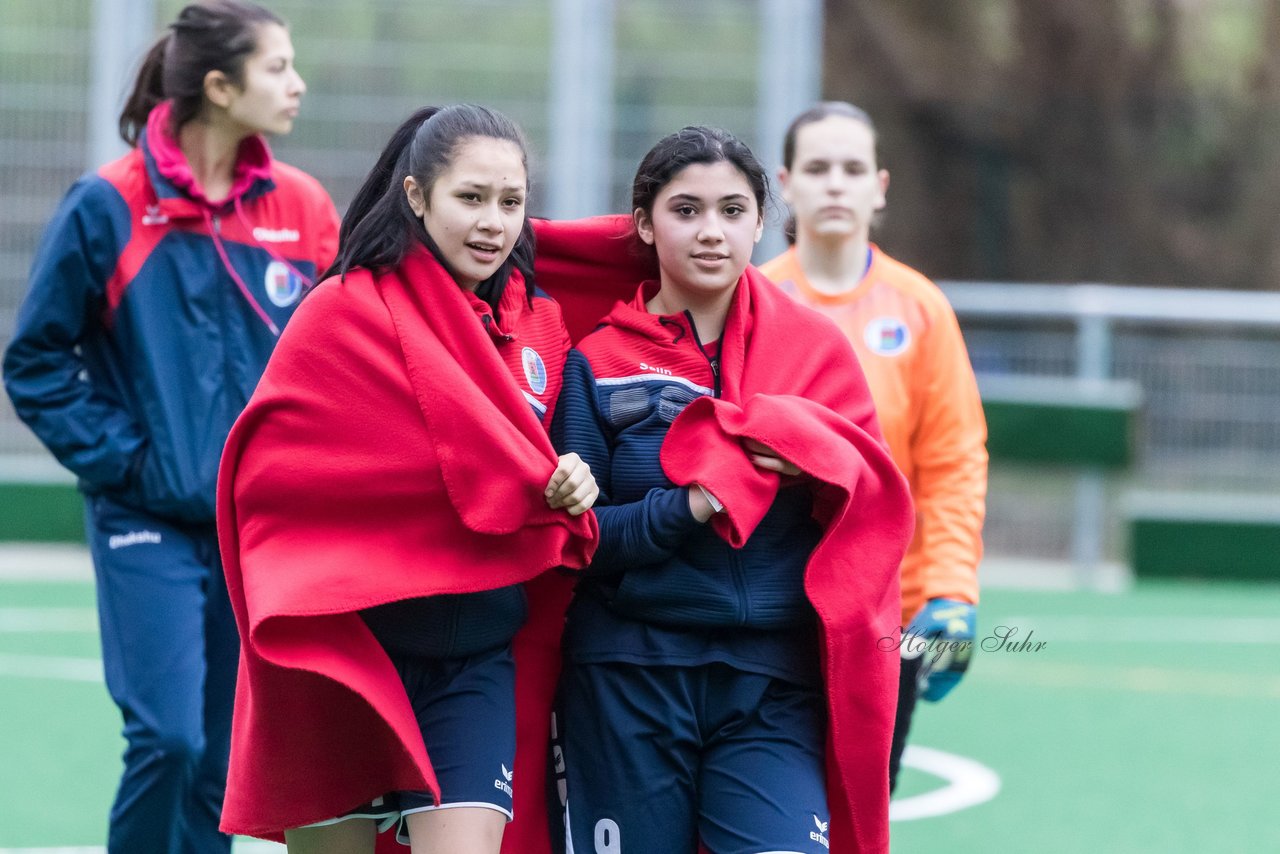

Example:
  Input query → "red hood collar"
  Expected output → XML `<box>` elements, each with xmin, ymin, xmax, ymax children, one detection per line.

<box><xmin>145</xmin><ymin>100</ymin><xmax>274</xmax><ymax>209</ymax></box>
<box><xmin>465</xmin><ymin>273</ymin><xmax>532</xmax><ymax>340</ymax></box>
<box><xmin>605</xmin><ymin>278</ymin><xmax>748</xmax><ymax>346</ymax></box>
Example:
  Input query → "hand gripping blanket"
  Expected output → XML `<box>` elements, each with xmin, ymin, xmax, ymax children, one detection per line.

<box><xmin>536</xmin><ymin>217</ymin><xmax>915</xmax><ymax>853</ymax></box>
<box><xmin>217</xmin><ymin>245</ymin><xmax>597</xmax><ymax>840</ymax></box>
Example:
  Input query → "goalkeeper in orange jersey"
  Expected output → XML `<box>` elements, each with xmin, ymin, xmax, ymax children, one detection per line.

<box><xmin>762</xmin><ymin>101</ymin><xmax>988</xmax><ymax>791</ymax></box>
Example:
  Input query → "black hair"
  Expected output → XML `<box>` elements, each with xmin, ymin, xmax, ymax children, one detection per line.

<box><xmin>118</xmin><ymin>0</ymin><xmax>285</xmax><ymax>146</ymax></box>
<box><xmin>780</xmin><ymin>101</ymin><xmax>881</xmax><ymax>244</ymax></box>
<box><xmin>324</xmin><ymin>104</ymin><xmax>536</xmax><ymax>316</ymax></box>
<box><xmin>632</xmin><ymin>125</ymin><xmax>770</xmax><ymax>221</ymax></box>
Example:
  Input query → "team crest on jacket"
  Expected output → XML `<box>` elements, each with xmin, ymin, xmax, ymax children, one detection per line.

<box><xmin>522</xmin><ymin>347</ymin><xmax>548</xmax><ymax>395</ymax></box>
<box><xmin>264</xmin><ymin>261</ymin><xmax>302</xmax><ymax>307</ymax></box>
<box><xmin>864</xmin><ymin>316</ymin><xmax>911</xmax><ymax>356</ymax></box>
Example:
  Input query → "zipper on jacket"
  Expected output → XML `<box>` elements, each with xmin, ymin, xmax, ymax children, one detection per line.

<box><xmin>683</xmin><ymin>310</ymin><xmax>721</xmax><ymax>398</ymax></box>
<box><xmin>682</xmin><ymin>311</ymin><xmax>745</xmax><ymax>618</ymax></box>
<box><xmin>482</xmin><ymin>313</ymin><xmax>515</xmax><ymax>343</ymax></box>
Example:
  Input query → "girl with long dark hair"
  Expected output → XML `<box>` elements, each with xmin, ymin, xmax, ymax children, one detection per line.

<box><xmin>217</xmin><ymin>104</ymin><xmax>598</xmax><ymax>854</ymax></box>
<box><xmin>3</xmin><ymin>3</ymin><xmax>338</xmax><ymax>851</ymax></box>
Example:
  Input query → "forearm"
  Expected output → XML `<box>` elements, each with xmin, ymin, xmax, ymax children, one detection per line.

<box><xmin>586</xmin><ymin>486</ymin><xmax>701</xmax><ymax>574</ymax></box>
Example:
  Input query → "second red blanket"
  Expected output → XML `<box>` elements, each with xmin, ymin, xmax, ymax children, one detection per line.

<box><xmin>217</xmin><ymin>246</ymin><xmax>597</xmax><ymax>839</ymax></box>
<box><xmin>655</xmin><ymin>268</ymin><xmax>914</xmax><ymax>854</ymax></box>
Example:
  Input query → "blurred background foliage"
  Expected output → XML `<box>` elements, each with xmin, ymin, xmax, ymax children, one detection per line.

<box><xmin>823</xmin><ymin>0</ymin><xmax>1280</xmax><ymax>291</ymax></box>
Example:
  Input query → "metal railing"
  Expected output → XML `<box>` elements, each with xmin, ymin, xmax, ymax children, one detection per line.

<box><xmin>942</xmin><ymin>281</ymin><xmax>1280</xmax><ymax>577</ymax></box>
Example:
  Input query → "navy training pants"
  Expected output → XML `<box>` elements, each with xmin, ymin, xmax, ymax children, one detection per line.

<box><xmin>85</xmin><ymin>494</ymin><xmax>237</xmax><ymax>854</ymax></box>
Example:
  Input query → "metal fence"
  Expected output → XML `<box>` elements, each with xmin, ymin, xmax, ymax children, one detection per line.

<box><xmin>945</xmin><ymin>282</ymin><xmax>1280</xmax><ymax>565</ymax></box>
<box><xmin>3</xmin><ymin>1</ymin><xmax>1279</xmax><ymax>568</ymax></box>
<box><xmin>1</xmin><ymin>0</ymin><xmax>794</xmax><ymax>467</ymax></box>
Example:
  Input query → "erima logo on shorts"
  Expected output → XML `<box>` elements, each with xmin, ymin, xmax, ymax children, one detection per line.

<box><xmin>108</xmin><ymin>531</ymin><xmax>162</xmax><ymax>550</ymax></box>
<box><xmin>810</xmin><ymin>814</ymin><xmax>830</xmax><ymax>849</ymax></box>
<box><xmin>264</xmin><ymin>261</ymin><xmax>303</xmax><ymax>307</ymax></box>
<box><xmin>494</xmin><ymin>763</ymin><xmax>513</xmax><ymax>798</ymax></box>
<box><xmin>864</xmin><ymin>316</ymin><xmax>911</xmax><ymax>356</ymax></box>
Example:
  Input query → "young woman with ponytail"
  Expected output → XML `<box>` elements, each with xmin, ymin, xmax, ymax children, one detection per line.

<box><xmin>216</xmin><ymin>104</ymin><xmax>599</xmax><ymax>854</ymax></box>
<box><xmin>2</xmin><ymin>3</ymin><xmax>337</xmax><ymax>852</ymax></box>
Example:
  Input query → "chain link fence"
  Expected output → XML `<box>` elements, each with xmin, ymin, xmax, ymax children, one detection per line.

<box><xmin>4</xmin><ymin>1</ymin><xmax>1278</xmax><ymax>566</ymax></box>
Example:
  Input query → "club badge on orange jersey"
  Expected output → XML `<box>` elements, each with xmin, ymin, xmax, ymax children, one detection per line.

<box><xmin>864</xmin><ymin>316</ymin><xmax>911</xmax><ymax>357</ymax></box>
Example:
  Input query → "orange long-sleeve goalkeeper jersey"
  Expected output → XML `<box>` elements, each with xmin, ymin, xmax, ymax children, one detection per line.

<box><xmin>761</xmin><ymin>245</ymin><xmax>987</xmax><ymax>626</ymax></box>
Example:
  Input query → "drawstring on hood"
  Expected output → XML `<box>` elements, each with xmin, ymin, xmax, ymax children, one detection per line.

<box><xmin>143</xmin><ymin>100</ymin><xmax>314</xmax><ymax>337</ymax></box>
<box><xmin>658</xmin><ymin>316</ymin><xmax>685</xmax><ymax>344</ymax></box>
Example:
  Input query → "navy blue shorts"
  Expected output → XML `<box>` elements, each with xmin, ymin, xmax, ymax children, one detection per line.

<box><xmin>559</xmin><ymin>661</ymin><xmax>831</xmax><ymax>854</ymax></box>
<box><xmin>309</xmin><ymin>644</ymin><xmax>516</xmax><ymax>834</ymax></box>
<box><xmin>393</xmin><ymin>643</ymin><xmax>516</xmax><ymax>817</ymax></box>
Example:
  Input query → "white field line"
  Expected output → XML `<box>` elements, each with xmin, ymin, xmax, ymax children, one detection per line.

<box><xmin>993</xmin><ymin>615</ymin><xmax>1280</xmax><ymax>644</ymax></box>
<box><xmin>0</xmin><ymin>608</ymin><xmax>97</xmax><ymax>633</ymax></box>
<box><xmin>977</xmin><ymin>658</ymin><xmax>1280</xmax><ymax>698</ymax></box>
<box><xmin>0</xmin><ymin>654</ymin><xmax>102</xmax><ymax>682</ymax></box>
<box><xmin>0</xmin><ymin>545</ymin><xmax>92</xmax><ymax>582</ymax></box>
<box><xmin>890</xmin><ymin>745</ymin><xmax>1001</xmax><ymax>821</ymax></box>
<box><xmin>0</xmin><ymin>842</ymin><xmax>284</xmax><ymax>853</ymax></box>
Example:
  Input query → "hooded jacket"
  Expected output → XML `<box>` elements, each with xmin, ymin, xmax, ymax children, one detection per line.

<box><xmin>3</xmin><ymin>101</ymin><xmax>339</xmax><ymax>523</ymax></box>
<box><xmin>537</xmin><ymin>218</ymin><xmax>914</xmax><ymax>853</ymax></box>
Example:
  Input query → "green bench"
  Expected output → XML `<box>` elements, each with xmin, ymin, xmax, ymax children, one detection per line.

<box><xmin>979</xmin><ymin>374</ymin><xmax>1142</xmax><ymax>470</ymax></box>
<box><xmin>1124</xmin><ymin>492</ymin><xmax>1280</xmax><ymax>582</ymax></box>
<box><xmin>978</xmin><ymin>374</ymin><xmax>1143</xmax><ymax>582</ymax></box>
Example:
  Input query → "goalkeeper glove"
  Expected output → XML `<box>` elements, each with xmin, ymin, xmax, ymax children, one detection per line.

<box><xmin>905</xmin><ymin>598</ymin><xmax>976</xmax><ymax>703</ymax></box>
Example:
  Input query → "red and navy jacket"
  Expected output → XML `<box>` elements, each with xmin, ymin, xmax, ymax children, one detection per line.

<box><xmin>551</xmin><ymin>282</ymin><xmax>822</xmax><ymax>682</ymax></box>
<box><xmin>361</xmin><ymin>276</ymin><xmax>574</xmax><ymax>659</ymax></box>
<box><xmin>3</xmin><ymin>101</ymin><xmax>339</xmax><ymax>524</ymax></box>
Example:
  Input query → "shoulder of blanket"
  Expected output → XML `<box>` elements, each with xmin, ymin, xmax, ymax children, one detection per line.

<box><xmin>522</xmin><ymin>286</ymin><xmax>572</xmax><ymax>350</ymax></box>
<box><xmin>279</xmin><ymin>267</ymin><xmax>391</xmax><ymax>348</ymax></box>
<box><xmin>529</xmin><ymin>286</ymin><xmax>567</xmax><ymax>321</ymax></box>
<box><xmin>747</xmin><ymin>268</ymin><xmax>860</xmax><ymax>368</ymax></box>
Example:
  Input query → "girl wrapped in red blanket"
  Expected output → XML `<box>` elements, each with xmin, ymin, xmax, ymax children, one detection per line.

<box><xmin>542</xmin><ymin>128</ymin><xmax>914</xmax><ymax>854</ymax></box>
<box><xmin>217</xmin><ymin>105</ymin><xmax>599</xmax><ymax>853</ymax></box>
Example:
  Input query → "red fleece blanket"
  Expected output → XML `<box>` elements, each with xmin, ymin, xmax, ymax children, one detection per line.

<box><xmin>532</xmin><ymin>215</ymin><xmax>652</xmax><ymax>344</ymax></box>
<box><xmin>537</xmin><ymin>220</ymin><xmax>914</xmax><ymax>853</ymax></box>
<box><xmin>217</xmin><ymin>246</ymin><xmax>597</xmax><ymax>840</ymax></box>
<box><xmin>656</xmin><ymin>269</ymin><xmax>912</xmax><ymax>854</ymax></box>
<box><xmin>660</xmin><ymin>268</ymin><xmax>911</xmax><ymax>854</ymax></box>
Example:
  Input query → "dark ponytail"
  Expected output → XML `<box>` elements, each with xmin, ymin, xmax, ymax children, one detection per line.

<box><xmin>118</xmin><ymin>36</ymin><xmax>169</xmax><ymax>146</ymax></box>
<box><xmin>325</xmin><ymin>104</ymin><xmax>537</xmax><ymax>318</ymax></box>
<box><xmin>118</xmin><ymin>0</ymin><xmax>284</xmax><ymax>146</ymax></box>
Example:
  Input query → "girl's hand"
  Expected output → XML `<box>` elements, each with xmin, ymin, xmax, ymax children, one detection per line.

<box><xmin>545</xmin><ymin>452</ymin><xmax>599</xmax><ymax>516</ymax></box>
<box><xmin>742</xmin><ymin>438</ymin><xmax>802</xmax><ymax>476</ymax></box>
<box><xmin>688</xmin><ymin>484</ymin><xmax>719</xmax><ymax>523</ymax></box>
